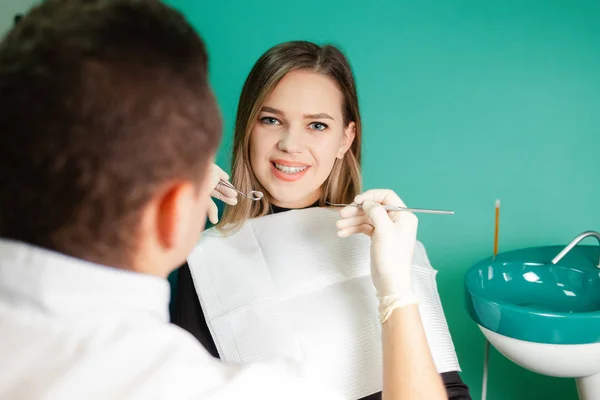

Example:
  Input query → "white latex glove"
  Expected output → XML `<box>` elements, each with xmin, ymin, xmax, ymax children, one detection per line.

<box><xmin>207</xmin><ymin>164</ymin><xmax>238</xmax><ymax>224</ymax></box>
<box><xmin>336</xmin><ymin>189</ymin><xmax>418</xmax><ymax>301</ymax></box>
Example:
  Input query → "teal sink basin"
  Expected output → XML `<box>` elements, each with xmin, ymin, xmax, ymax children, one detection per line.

<box><xmin>465</xmin><ymin>245</ymin><xmax>600</xmax><ymax>345</ymax></box>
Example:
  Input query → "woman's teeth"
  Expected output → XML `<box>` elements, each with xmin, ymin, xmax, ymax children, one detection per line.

<box><xmin>274</xmin><ymin>163</ymin><xmax>308</xmax><ymax>174</ymax></box>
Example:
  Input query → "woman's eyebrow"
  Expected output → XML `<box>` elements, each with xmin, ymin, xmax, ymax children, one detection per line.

<box><xmin>304</xmin><ymin>113</ymin><xmax>334</xmax><ymax>120</ymax></box>
<box><xmin>260</xmin><ymin>106</ymin><xmax>334</xmax><ymax>121</ymax></box>
<box><xmin>260</xmin><ymin>106</ymin><xmax>284</xmax><ymax>115</ymax></box>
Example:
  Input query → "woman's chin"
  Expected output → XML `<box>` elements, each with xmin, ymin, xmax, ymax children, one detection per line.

<box><xmin>269</xmin><ymin>192</ymin><xmax>320</xmax><ymax>209</ymax></box>
<box><xmin>260</xmin><ymin>176</ymin><xmax>321</xmax><ymax>209</ymax></box>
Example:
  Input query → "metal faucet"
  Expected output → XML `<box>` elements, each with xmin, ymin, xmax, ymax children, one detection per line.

<box><xmin>551</xmin><ymin>231</ymin><xmax>600</xmax><ymax>269</ymax></box>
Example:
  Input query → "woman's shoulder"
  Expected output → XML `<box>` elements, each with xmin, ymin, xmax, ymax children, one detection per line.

<box><xmin>201</xmin><ymin>225</ymin><xmax>224</xmax><ymax>239</ymax></box>
<box><xmin>187</xmin><ymin>224</ymin><xmax>249</xmax><ymax>275</ymax></box>
<box><xmin>194</xmin><ymin>223</ymin><xmax>253</xmax><ymax>252</ymax></box>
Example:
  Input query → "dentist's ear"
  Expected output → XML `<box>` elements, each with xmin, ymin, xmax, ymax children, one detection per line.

<box><xmin>337</xmin><ymin>121</ymin><xmax>356</xmax><ymax>159</ymax></box>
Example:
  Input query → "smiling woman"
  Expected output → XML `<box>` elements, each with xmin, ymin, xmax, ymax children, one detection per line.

<box><xmin>249</xmin><ymin>69</ymin><xmax>357</xmax><ymax>208</ymax></box>
<box><xmin>172</xmin><ymin>41</ymin><xmax>471</xmax><ymax>400</ymax></box>
<box><xmin>217</xmin><ymin>41</ymin><xmax>362</xmax><ymax>230</ymax></box>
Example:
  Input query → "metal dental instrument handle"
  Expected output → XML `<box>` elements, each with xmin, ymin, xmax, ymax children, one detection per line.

<box><xmin>325</xmin><ymin>202</ymin><xmax>454</xmax><ymax>215</ymax></box>
<box><xmin>219</xmin><ymin>179</ymin><xmax>264</xmax><ymax>201</ymax></box>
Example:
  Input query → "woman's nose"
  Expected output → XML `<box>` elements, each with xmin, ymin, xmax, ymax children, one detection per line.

<box><xmin>277</xmin><ymin>127</ymin><xmax>305</xmax><ymax>154</ymax></box>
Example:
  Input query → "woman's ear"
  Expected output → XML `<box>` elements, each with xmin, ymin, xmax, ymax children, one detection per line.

<box><xmin>337</xmin><ymin>121</ymin><xmax>356</xmax><ymax>159</ymax></box>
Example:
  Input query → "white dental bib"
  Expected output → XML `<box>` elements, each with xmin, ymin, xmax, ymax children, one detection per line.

<box><xmin>188</xmin><ymin>207</ymin><xmax>459</xmax><ymax>399</ymax></box>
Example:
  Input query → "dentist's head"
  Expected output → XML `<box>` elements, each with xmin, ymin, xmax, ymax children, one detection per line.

<box><xmin>0</xmin><ymin>0</ymin><xmax>222</xmax><ymax>277</ymax></box>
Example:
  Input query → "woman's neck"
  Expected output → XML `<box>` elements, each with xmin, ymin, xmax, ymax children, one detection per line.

<box><xmin>269</xmin><ymin>201</ymin><xmax>319</xmax><ymax>214</ymax></box>
<box><xmin>269</xmin><ymin>190</ymin><xmax>321</xmax><ymax>210</ymax></box>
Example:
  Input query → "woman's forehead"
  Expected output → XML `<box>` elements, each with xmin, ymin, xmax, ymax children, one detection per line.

<box><xmin>262</xmin><ymin>70</ymin><xmax>343</xmax><ymax>119</ymax></box>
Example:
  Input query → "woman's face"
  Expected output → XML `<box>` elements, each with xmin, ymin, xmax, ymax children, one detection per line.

<box><xmin>249</xmin><ymin>70</ymin><xmax>355</xmax><ymax>209</ymax></box>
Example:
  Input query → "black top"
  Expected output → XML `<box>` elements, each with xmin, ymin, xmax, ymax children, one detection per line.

<box><xmin>171</xmin><ymin>204</ymin><xmax>471</xmax><ymax>399</ymax></box>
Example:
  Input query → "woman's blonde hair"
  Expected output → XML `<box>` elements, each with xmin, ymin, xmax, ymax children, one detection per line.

<box><xmin>218</xmin><ymin>41</ymin><xmax>362</xmax><ymax>232</ymax></box>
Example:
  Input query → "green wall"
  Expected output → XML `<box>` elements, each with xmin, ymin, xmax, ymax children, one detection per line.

<box><xmin>0</xmin><ymin>1</ymin><xmax>40</xmax><ymax>37</ymax></box>
<box><xmin>166</xmin><ymin>1</ymin><xmax>600</xmax><ymax>399</ymax></box>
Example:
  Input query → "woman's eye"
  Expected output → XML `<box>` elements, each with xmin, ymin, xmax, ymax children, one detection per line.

<box><xmin>309</xmin><ymin>122</ymin><xmax>328</xmax><ymax>131</ymax></box>
<box><xmin>260</xmin><ymin>117</ymin><xmax>281</xmax><ymax>125</ymax></box>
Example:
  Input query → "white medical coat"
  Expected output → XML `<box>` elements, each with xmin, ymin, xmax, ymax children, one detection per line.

<box><xmin>0</xmin><ymin>239</ymin><xmax>337</xmax><ymax>400</ymax></box>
